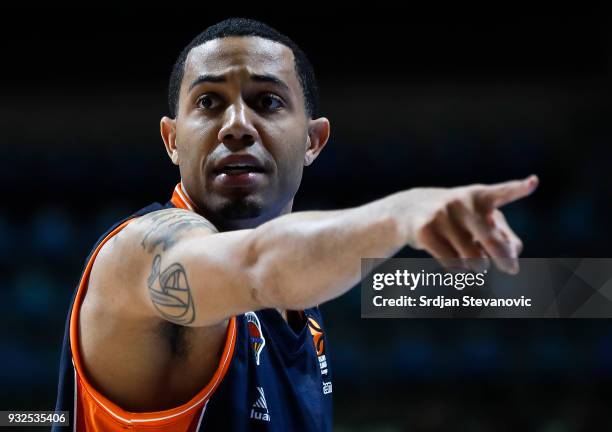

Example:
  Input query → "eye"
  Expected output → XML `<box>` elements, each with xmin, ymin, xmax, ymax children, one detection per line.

<box><xmin>196</xmin><ymin>94</ymin><xmax>221</xmax><ymax>110</ymax></box>
<box><xmin>258</xmin><ymin>93</ymin><xmax>284</xmax><ymax>111</ymax></box>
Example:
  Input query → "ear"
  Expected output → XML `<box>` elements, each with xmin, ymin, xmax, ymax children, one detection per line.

<box><xmin>160</xmin><ymin>116</ymin><xmax>179</xmax><ymax>165</ymax></box>
<box><xmin>304</xmin><ymin>117</ymin><xmax>330</xmax><ymax>166</ymax></box>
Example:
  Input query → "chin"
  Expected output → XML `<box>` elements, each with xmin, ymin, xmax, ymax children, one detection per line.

<box><xmin>219</xmin><ymin>201</ymin><xmax>263</xmax><ymax>220</ymax></box>
<box><xmin>215</xmin><ymin>194</ymin><xmax>266</xmax><ymax>221</ymax></box>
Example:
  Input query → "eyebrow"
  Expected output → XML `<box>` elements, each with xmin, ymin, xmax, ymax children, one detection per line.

<box><xmin>188</xmin><ymin>74</ymin><xmax>226</xmax><ymax>91</ymax></box>
<box><xmin>251</xmin><ymin>74</ymin><xmax>290</xmax><ymax>93</ymax></box>
<box><xmin>188</xmin><ymin>73</ymin><xmax>291</xmax><ymax>93</ymax></box>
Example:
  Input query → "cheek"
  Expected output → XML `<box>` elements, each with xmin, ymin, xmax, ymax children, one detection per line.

<box><xmin>262</xmin><ymin>121</ymin><xmax>308</xmax><ymax>170</ymax></box>
<box><xmin>176</xmin><ymin>117</ymin><xmax>219</xmax><ymax>165</ymax></box>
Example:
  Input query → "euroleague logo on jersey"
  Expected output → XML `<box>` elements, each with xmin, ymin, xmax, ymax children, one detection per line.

<box><xmin>246</xmin><ymin>311</ymin><xmax>266</xmax><ymax>366</ymax></box>
<box><xmin>308</xmin><ymin>316</ymin><xmax>331</xmax><ymax>396</ymax></box>
<box><xmin>307</xmin><ymin>317</ymin><xmax>325</xmax><ymax>356</ymax></box>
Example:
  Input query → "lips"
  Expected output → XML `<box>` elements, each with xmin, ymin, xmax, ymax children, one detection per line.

<box><xmin>213</xmin><ymin>154</ymin><xmax>266</xmax><ymax>176</ymax></box>
<box><xmin>210</xmin><ymin>153</ymin><xmax>269</xmax><ymax>190</ymax></box>
<box><xmin>219</xmin><ymin>165</ymin><xmax>265</xmax><ymax>176</ymax></box>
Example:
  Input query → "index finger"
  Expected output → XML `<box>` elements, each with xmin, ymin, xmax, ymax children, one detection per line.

<box><xmin>475</xmin><ymin>174</ymin><xmax>539</xmax><ymax>210</ymax></box>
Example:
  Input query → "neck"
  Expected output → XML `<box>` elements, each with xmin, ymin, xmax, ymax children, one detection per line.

<box><xmin>209</xmin><ymin>199</ymin><xmax>294</xmax><ymax>231</ymax></box>
<box><xmin>176</xmin><ymin>182</ymin><xmax>294</xmax><ymax>232</ymax></box>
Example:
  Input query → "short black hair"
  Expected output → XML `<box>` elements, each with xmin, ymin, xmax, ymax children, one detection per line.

<box><xmin>168</xmin><ymin>18</ymin><xmax>319</xmax><ymax>119</ymax></box>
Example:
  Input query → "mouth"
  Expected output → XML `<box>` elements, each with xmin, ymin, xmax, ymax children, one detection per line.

<box><xmin>211</xmin><ymin>154</ymin><xmax>269</xmax><ymax>189</ymax></box>
<box><xmin>216</xmin><ymin>164</ymin><xmax>266</xmax><ymax>176</ymax></box>
<box><xmin>213</xmin><ymin>154</ymin><xmax>267</xmax><ymax>176</ymax></box>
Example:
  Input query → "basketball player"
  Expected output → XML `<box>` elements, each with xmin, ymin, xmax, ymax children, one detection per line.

<box><xmin>54</xmin><ymin>18</ymin><xmax>538</xmax><ymax>431</ymax></box>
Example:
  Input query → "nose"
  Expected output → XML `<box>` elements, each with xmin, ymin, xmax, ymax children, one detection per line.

<box><xmin>217</xmin><ymin>101</ymin><xmax>259</xmax><ymax>149</ymax></box>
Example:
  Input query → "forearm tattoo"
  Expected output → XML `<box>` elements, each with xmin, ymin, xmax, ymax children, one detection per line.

<box><xmin>140</xmin><ymin>209</ymin><xmax>218</xmax><ymax>252</ymax></box>
<box><xmin>147</xmin><ymin>254</ymin><xmax>195</xmax><ymax>325</ymax></box>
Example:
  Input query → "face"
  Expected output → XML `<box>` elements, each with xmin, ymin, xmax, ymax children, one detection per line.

<box><xmin>161</xmin><ymin>36</ymin><xmax>329</xmax><ymax>228</ymax></box>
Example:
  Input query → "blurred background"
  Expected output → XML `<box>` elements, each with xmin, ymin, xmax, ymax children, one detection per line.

<box><xmin>1</xmin><ymin>9</ymin><xmax>611</xmax><ymax>431</ymax></box>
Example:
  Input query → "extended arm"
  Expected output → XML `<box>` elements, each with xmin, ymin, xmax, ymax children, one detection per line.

<box><xmin>91</xmin><ymin>175</ymin><xmax>538</xmax><ymax>327</ymax></box>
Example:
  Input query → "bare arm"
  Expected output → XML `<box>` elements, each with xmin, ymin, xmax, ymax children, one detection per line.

<box><xmin>241</xmin><ymin>175</ymin><xmax>538</xmax><ymax>310</ymax></box>
<box><xmin>92</xmin><ymin>175</ymin><xmax>538</xmax><ymax>327</ymax></box>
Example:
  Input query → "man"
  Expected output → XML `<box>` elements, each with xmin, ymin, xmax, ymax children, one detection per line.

<box><xmin>54</xmin><ymin>18</ymin><xmax>538</xmax><ymax>431</ymax></box>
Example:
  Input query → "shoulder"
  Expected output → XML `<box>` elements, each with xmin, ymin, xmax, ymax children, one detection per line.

<box><xmin>126</xmin><ymin>208</ymin><xmax>219</xmax><ymax>253</ymax></box>
<box><xmin>85</xmin><ymin>208</ymin><xmax>219</xmax><ymax>319</ymax></box>
<box><xmin>94</xmin><ymin>208</ymin><xmax>218</xmax><ymax>277</ymax></box>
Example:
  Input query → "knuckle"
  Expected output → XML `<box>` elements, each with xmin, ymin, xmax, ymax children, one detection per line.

<box><xmin>491</xmin><ymin>229</ymin><xmax>507</xmax><ymax>244</ymax></box>
<box><xmin>434</xmin><ymin>205</ymin><xmax>449</xmax><ymax>220</ymax></box>
<box><xmin>492</xmin><ymin>209</ymin><xmax>506</xmax><ymax>223</ymax></box>
<box><xmin>483</xmin><ymin>233</ymin><xmax>507</xmax><ymax>255</ymax></box>
<box><xmin>465</xmin><ymin>242</ymin><xmax>482</xmax><ymax>258</ymax></box>
<box><xmin>447</xmin><ymin>197</ymin><xmax>464</xmax><ymax>211</ymax></box>
<box><xmin>415</xmin><ymin>227</ymin><xmax>433</xmax><ymax>249</ymax></box>
<box><xmin>516</xmin><ymin>239</ymin><xmax>524</xmax><ymax>254</ymax></box>
<box><xmin>416</xmin><ymin>220</ymin><xmax>435</xmax><ymax>238</ymax></box>
<box><xmin>481</xmin><ymin>235</ymin><xmax>497</xmax><ymax>250</ymax></box>
<box><xmin>471</xmin><ymin>189</ymin><xmax>486</xmax><ymax>206</ymax></box>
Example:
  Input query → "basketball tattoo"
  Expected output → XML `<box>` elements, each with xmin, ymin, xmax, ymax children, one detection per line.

<box><xmin>147</xmin><ymin>254</ymin><xmax>196</xmax><ymax>325</ymax></box>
